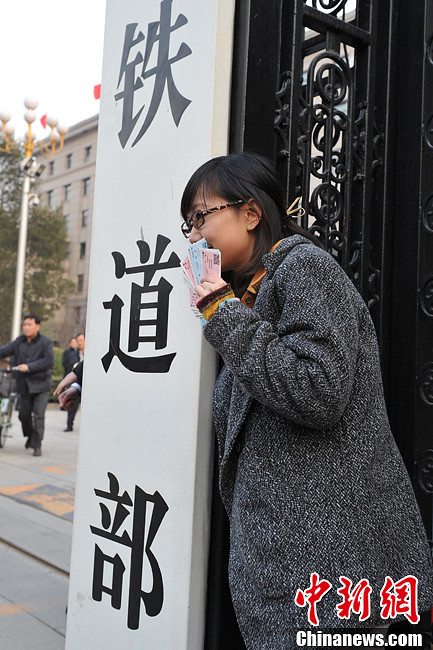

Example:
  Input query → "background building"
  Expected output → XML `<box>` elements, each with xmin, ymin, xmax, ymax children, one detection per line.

<box><xmin>36</xmin><ymin>114</ymin><xmax>98</xmax><ymax>345</ymax></box>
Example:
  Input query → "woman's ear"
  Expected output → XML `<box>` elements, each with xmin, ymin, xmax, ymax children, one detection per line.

<box><xmin>244</xmin><ymin>199</ymin><xmax>262</xmax><ymax>231</ymax></box>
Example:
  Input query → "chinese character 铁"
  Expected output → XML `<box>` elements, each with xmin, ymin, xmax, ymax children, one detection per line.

<box><xmin>115</xmin><ymin>0</ymin><xmax>192</xmax><ymax>148</ymax></box>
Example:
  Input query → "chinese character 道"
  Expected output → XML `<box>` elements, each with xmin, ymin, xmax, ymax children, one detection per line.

<box><xmin>102</xmin><ymin>234</ymin><xmax>180</xmax><ymax>374</ymax></box>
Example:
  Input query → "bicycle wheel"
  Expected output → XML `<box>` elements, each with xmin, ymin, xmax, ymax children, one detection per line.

<box><xmin>0</xmin><ymin>416</ymin><xmax>8</xmax><ymax>448</ymax></box>
<box><xmin>0</xmin><ymin>397</ymin><xmax>13</xmax><ymax>448</ymax></box>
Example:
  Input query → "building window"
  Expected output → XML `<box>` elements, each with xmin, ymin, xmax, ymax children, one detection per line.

<box><xmin>49</xmin><ymin>161</ymin><xmax>54</xmax><ymax>176</ymax></box>
<box><xmin>47</xmin><ymin>190</ymin><xmax>53</xmax><ymax>207</ymax></box>
<box><xmin>80</xmin><ymin>242</ymin><xmax>86</xmax><ymax>259</ymax></box>
<box><xmin>74</xmin><ymin>306</ymin><xmax>81</xmax><ymax>323</ymax></box>
<box><xmin>83</xmin><ymin>177</ymin><xmax>90</xmax><ymax>196</ymax></box>
<box><xmin>85</xmin><ymin>145</ymin><xmax>92</xmax><ymax>161</ymax></box>
<box><xmin>64</xmin><ymin>214</ymin><xmax>69</xmax><ymax>230</ymax></box>
<box><xmin>77</xmin><ymin>274</ymin><xmax>84</xmax><ymax>293</ymax></box>
<box><xmin>64</xmin><ymin>184</ymin><xmax>71</xmax><ymax>201</ymax></box>
<box><xmin>66</xmin><ymin>153</ymin><xmax>73</xmax><ymax>169</ymax></box>
<box><xmin>82</xmin><ymin>209</ymin><xmax>89</xmax><ymax>227</ymax></box>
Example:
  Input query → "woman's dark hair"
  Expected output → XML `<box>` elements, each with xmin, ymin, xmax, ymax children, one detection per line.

<box><xmin>181</xmin><ymin>152</ymin><xmax>322</xmax><ymax>295</ymax></box>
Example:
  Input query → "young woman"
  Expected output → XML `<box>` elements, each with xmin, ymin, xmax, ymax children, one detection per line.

<box><xmin>180</xmin><ymin>153</ymin><xmax>433</xmax><ymax>648</ymax></box>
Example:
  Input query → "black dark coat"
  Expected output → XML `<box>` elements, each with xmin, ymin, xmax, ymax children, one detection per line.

<box><xmin>0</xmin><ymin>333</ymin><xmax>53</xmax><ymax>394</ymax></box>
<box><xmin>62</xmin><ymin>346</ymin><xmax>79</xmax><ymax>375</ymax></box>
<box><xmin>73</xmin><ymin>360</ymin><xmax>83</xmax><ymax>386</ymax></box>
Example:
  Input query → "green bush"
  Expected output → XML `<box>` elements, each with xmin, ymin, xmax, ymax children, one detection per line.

<box><xmin>50</xmin><ymin>376</ymin><xmax>62</xmax><ymax>402</ymax></box>
<box><xmin>50</xmin><ymin>346</ymin><xmax>64</xmax><ymax>402</ymax></box>
<box><xmin>53</xmin><ymin>346</ymin><xmax>63</xmax><ymax>376</ymax></box>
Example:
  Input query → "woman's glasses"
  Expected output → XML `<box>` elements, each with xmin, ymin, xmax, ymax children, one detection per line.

<box><xmin>181</xmin><ymin>200</ymin><xmax>244</xmax><ymax>238</ymax></box>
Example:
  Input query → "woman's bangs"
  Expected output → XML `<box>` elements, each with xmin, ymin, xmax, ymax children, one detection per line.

<box><xmin>180</xmin><ymin>163</ymin><xmax>224</xmax><ymax>219</ymax></box>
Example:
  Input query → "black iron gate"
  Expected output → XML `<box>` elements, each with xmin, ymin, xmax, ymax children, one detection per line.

<box><xmin>206</xmin><ymin>1</ymin><xmax>433</xmax><ymax>646</ymax></box>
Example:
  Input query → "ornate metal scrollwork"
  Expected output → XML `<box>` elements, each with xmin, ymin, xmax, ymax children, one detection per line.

<box><xmin>275</xmin><ymin>70</ymin><xmax>306</xmax><ymax>197</ymax></box>
<box><xmin>353</xmin><ymin>103</ymin><xmax>384</xmax><ymax>182</ymax></box>
<box><xmin>276</xmin><ymin>3</ymin><xmax>383</xmax><ymax>311</ymax></box>
<box><xmin>427</xmin><ymin>33</ymin><xmax>433</xmax><ymax>66</ymax></box>
<box><xmin>348</xmin><ymin>241</ymin><xmax>381</xmax><ymax>311</ymax></box>
<box><xmin>372</xmin><ymin>124</ymin><xmax>385</xmax><ymax>178</ymax></box>
<box><xmin>416</xmin><ymin>449</ymin><xmax>433</xmax><ymax>494</ymax></box>
<box><xmin>419</xmin><ymin>362</ymin><xmax>433</xmax><ymax>406</ymax></box>
<box><xmin>275</xmin><ymin>71</ymin><xmax>292</xmax><ymax>158</ymax></box>
<box><xmin>420</xmin><ymin>278</ymin><xmax>433</xmax><ymax>317</ymax></box>
<box><xmin>367</xmin><ymin>263</ymin><xmax>380</xmax><ymax>311</ymax></box>
<box><xmin>422</xmin><ymin>194</ymin><xmax>433</xmax><ymax>233</ymax></box>
<box><xmin>352</xmin><ymin>103</ymin><xmax>366</xmax><ymax>181</ymax></box>
<box><xmin>310</xmin><ymin>183</ymin><xmax>343</xmax><ymax>224</ymax></box>
<box><xmin>303</xmin><ymin>0</ymin><xmax>349</xmax><ymax>16</ymax></box>
<box><xmin>348</xmin><ymin>241</ymin><xmax>362</xmax><ymax>291</ymax></box>
<box><xmin>425</xmin><ymin>113</ymin><xmax>433</xmax><ymax>149</ymax></box>
<box><xmin>301</xmin><ymin>51</ymin><xmax>353</xmax><ymax>256</ymax></box>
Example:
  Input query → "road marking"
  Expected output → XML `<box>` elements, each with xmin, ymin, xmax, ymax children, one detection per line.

<box><xmin>40</xmin><ymin>465</ymin><xmax>76</xmax><ymax>475</ymax></box>
<box><xmin>0</xmin><ymin>484</ymin><xmax>74</xmax><ymax>519</ymax></box>
<box><xmin>0</xmin><ymin>484</ymin><xmax>42</xmax><ymax>496</ymax></box>
<box><xmin>0</xmin><ymin>603</ymin><xmax>28</xmax><ymax>616</ymax></box>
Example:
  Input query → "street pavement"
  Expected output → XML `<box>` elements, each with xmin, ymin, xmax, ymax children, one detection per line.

<box><xmin>0</xmin><ymin>402</ymin><xmax>79</xmax><ymax>649</ymax></box>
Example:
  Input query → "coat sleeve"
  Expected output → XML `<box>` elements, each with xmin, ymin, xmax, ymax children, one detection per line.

<box><xmin>74</xmin><ymin>360</ymin><xmax>83</xmax><ymax>386</ymax></box>
<box><xmin>0</xmin><ymin>340</ymin><xmax>18</xmax><ymax>359</ymax></box>
<box><xmin>27</xmin><ymin>338</ymin><xmax>54</xmax><ymax>373</ymax></box>
<box><xmin>203</xmin><ymin>247</ymin><xmax>361</xmax><ymax>430</ymax></box>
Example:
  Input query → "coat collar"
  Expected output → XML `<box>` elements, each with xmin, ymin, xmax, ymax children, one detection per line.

<box><xmin>19</xmin><ymin>332</ymin><xmax>41</xmax><ymax>344</ymax></box>
<box><xmin>26</xmin><ymin>332</ymin><xmax>41</xmax><ymax>344</ymax></box>
<box><xmin>262</xmin><ymin>234</ymin><xmax>313</xmax><ymax>278</ymax></box>
<box><xmin>240</xmin><ymin>240</ymin><xmax>283</xmax><ymax>307</ymax></box>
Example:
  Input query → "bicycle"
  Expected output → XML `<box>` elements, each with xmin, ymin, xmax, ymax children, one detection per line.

<box><xmin>0</xmin><ymin>368</ymin><xmax>17</xmax><ymax>448</ymax></box>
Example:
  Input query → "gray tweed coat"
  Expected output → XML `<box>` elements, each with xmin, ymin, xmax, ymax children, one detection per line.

<box><xmin>203</xmin><ymin>235</ymin><xmax>433</xmax><ymax>649</ymax></box>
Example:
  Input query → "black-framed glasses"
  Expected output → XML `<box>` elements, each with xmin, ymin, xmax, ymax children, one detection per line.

<box><xmin>181</xmin><ymin>200</ymin><xmax>244</xmax><ymax>238</ymax></box>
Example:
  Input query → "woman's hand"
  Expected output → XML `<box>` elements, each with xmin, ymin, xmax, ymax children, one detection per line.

<box><xmin>195</xmin><ymin>275</ymin><xmax>227</xmax><ymax>298</ymax></box>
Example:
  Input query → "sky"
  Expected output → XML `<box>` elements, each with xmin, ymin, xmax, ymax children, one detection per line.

<box><xmin>0</xmin><ymin>0</ymin><xmax>106</xmax><ymax>141</ymax></box>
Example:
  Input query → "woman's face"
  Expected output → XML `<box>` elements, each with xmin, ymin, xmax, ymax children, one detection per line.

<box><xmin>187</xmin><ymin>193</ymin><xmax>259</xmax><ymax>272</ymax></box>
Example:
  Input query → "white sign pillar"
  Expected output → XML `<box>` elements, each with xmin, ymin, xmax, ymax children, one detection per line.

<box><xmin>65</xmin><ymin>0</ymin><xmax>235</xmax><ymax>647</ymax></box>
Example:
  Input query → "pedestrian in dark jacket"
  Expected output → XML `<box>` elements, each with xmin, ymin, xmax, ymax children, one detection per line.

<box><xmin>62</xmin><ymin>337</ymin><xmax>79</xmax><ymax>376</ymax></box>
<box><xmin>0</xmin><ymin>314</ymin><xmax>53</xmax><ymax>456</ymax></box>
<box><xmin>62</xmin><ymin>335</ymin><xmax>83</xmax><ymax>431</ymax></box>
<box><xmin>181</xmin><ymin>154</ymin><xmax>433</xmax><ymax>648</ymax></box>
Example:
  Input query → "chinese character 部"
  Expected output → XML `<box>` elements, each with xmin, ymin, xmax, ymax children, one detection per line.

<box><xmin>90</xmin><ymin>472</ymin><xmax>169</xmax><ymax>629</ymax></box>
<box><xmin>102</xmin><ymin>234</ymin><xmax>180</xmax><ymax>373</ymax></box>
<box><xmin>115</xmin><ymin>0</ymin><xmax>192</xmax><ymax>148</ymax></box>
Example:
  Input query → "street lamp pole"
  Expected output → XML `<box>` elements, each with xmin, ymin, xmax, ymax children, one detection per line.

<box><xmin>11</xmin><ymin>167</ymin><xmax>31</xmax><ymax>340</ymax></box>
